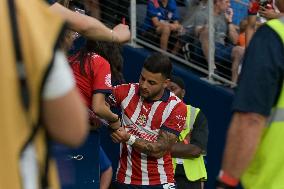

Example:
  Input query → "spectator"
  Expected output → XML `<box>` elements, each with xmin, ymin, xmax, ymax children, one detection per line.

<box><xmin>91</xmin><ymin>40</ymin><xmax>126</xmax><ymax>189</ymax></box>
<box><xmin>194</xmin><ymin>0</ymin><xmax>244</xmax><ymax>83</ymax></box>
<box><xmin>246</xmin><ymin>0</ymin><xmax>284</xmax><ymax>46</ymax></box>
<box><xmin>68</xmin><ymin>40</ymin><xmax>121</xmax><ymax>129</ymax></box>
<box><xmin>141</xmin><ymin>0</ymin><xmax>182</xmax><ymax>51</ymax></box>
<box><xmin>109</xmin><ymin>53</ymin><xmax>187</xmax><ymax>189</ymax></box>
<box><xmin>231</xmin><ymin>0</ymin><xmax>249</xmax><ymax>25</ymax></box>
<box><xmin>237</xmin><ymin>18</ymin><xmax>248</xmax><ymax>47</ymax></box>
<box><xmin>89</xmin><ymin>41</ymin><xmax>125</xmax><ymax>85</ymax></box>
<box><xmin>259</xmin><ymin>0</ymin><xmax>284</xmax><ymax>18</ymax></box>
<box><xmin>63</xmin><ymin>39</ymin><xmax>122</xmax><ymax>188</ymax></box>
<box><xmin>0</xmin><ymin>0</ymin><xmax>88</xmax><ymax>188</ymax></box>
<box><xmin>182</xmin><ymin>0</ymin><xmax>208</xmax><ymax>29</ymax></box>
<box><xmin>169</xmin><ymin>76</ymin><xmax>209</xmax><ymax>189</ymax></box>
<box><xmin>171</xmin><ymin>0</ymin><xmax>208</xmax><ymax>55</ymax></box>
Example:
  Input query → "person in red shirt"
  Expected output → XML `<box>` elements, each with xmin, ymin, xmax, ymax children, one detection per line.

<box><xmin>246</xmin><ymin>0</ymin><xmax>284</xmax><ymax>46</ymax></box>
<box><xmin>109</xmin><ymin>53</ymin><xmax>187</xmax><ymax>189</ymax></box>
<box><xmin>69</xmin><ymin>40</ymin><xmax>121</xmax><ymax>129</ymax></box>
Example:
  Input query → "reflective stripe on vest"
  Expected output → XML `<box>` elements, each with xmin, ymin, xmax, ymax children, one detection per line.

<box><xmin>267</xmin><ymin>17</ymin><xmax>284</xmax><ymax>44</ymax></box>
<box><xmin>269</xmin><ymin>107</ymin><xmax>284</xmax><ymax>123</ymax></box>
<box><xmin>241</xmin><ymin>18</ymin><xmax>284</xmax><ymax>189</ymax></box>
<box><xmin>173</xmin><ymin>105</ymin><xmax>207</xmax><ymax>181</ymax></box>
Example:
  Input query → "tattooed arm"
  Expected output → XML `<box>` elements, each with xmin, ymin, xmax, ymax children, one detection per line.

<box><xmin>111</xmin><ymin>127</ymin><xmax>178</xmax><ymax>159</ymax></box>
<box><xmin>111</xmin><ymin>101</ymin><xmax>187</xmax><ymax>158</ymax></box>
<box><xmin>133</xmin><ymin>130</ymin><xmax>178</xmax><ymax>158</ymax></box>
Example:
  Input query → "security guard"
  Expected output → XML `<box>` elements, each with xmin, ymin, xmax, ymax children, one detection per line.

<box><xmin>168</xmin><ymin>76</ymin><xmax>209</xmax><ymax>189</ymax></box>
<box><xmin>216</xmin><ymin>0</ymin><xmax>284</xmax><ymax>187</ymax></box>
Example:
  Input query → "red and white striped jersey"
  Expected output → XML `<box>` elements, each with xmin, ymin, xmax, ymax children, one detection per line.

<box><xmin>110</xmin><ymin>83</ymin><xmax>187</xmax><ymax>185</ymax></box>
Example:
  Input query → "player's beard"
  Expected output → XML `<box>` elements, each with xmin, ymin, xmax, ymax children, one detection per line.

<box><xmin>139</xmin><ymin>87</ymin><xmax>164</xmax><ymax>101</ymax></box>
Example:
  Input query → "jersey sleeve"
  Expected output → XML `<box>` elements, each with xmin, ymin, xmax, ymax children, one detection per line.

<box><xmin>108</xmin><ymin>84</ymin><xmax>133</xmax><ymax>107</ymax></box>
<box><xmin>161</xmin><ymin>102</ymin><xmax>187</xmax><ymax>136</ymax></box>
<box><xmin>90</xmin><ymin>55</ymin><xmax>112</xmax><ymax>95</ymax></box>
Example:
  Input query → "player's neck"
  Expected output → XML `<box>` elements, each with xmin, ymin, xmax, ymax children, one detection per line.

<box><xmin>150</xmin><ymin>90</ymin><xmax>165</xmax><ymax>101</ymax></box>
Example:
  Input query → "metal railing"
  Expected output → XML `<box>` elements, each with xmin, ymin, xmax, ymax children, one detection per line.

<box><xmin>70</xmin><ymin>0</ymin><xmax>248</xmax><ymax>87</ymax></box>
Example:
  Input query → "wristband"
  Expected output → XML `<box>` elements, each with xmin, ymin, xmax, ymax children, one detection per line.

<box><xmin>218</xmin><ymin>170</ymin><xmax>239</xmax><ymax>187</ymax></box>
<box><xmin>126</xmin><ymin>134</ymin><xmax>137</xmax><ymax>146</ymax></box>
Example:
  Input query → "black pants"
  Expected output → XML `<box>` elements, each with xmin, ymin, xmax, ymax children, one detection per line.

<box><xmin>174</xmin><ymin>164</ymin><xmax>202</xmax><ymax>189</ymax></box>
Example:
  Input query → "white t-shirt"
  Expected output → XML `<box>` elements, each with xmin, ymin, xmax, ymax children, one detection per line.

<box><xmin>20</xmin><ymin>50</ymin><xmax>75</xmax><ymax>189</ymax></box>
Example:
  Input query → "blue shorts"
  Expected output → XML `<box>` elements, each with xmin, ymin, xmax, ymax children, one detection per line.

<box><xmin>215</xmin><ymin>42</ymin><xmax>234</xmax><ymax>65</ymax></box>
<box><xmin>194</xmin><ymin>40</ymin><xmax>233</xmax><ymax>66</ymax></box>
<box><xmin>99</xmin><ymin>146</ymin><xmax>112</xmax><ymax>173</ymax></box>
<box><xmin>112</xmin><ymin>182</ymin><xmax>176</xmax><ymax>189</ymax></box>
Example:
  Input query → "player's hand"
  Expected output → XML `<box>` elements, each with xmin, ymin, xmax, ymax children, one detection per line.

<box><xmin>111</xmin><ymin>127</ymin><xmax>130</xmax><ymax>143</ymax></box>
<box><xmin>109</xmin><ymin>118</ymin><xmax>121</xmax><ymax>130</ymax></box>
<box><xmin>112</xmin><ymin>24</ymin><xmax>130</xmax><ymax>43</ymax></box>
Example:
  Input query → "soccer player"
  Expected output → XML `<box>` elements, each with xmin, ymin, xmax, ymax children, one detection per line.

<box><xmin>109</xmin><ymin>53</ymin><xmax>187</xmax><ymax>189</ymax></box>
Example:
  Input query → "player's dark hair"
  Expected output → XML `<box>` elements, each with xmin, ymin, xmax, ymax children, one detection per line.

<box><xmin>143</xmin><ymin>52</ymin><xmax>172</xmax><ymax>79</ymax></box>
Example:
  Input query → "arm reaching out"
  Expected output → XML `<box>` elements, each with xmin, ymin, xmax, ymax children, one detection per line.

<box><xmin>50</xmin><ymin>3</ymin><xmax>130</xmax><ymax>43</ymax></box>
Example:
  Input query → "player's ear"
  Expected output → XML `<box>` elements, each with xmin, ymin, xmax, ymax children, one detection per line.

<box><xmin>163</xmin><ymin>79</ymin><xmax>170</xmax><ymax>88</ymax></box>
<box><xmin>181</xmin><ymin>89</ymin><xmax>185</xmax><ymax>99</ymax></box>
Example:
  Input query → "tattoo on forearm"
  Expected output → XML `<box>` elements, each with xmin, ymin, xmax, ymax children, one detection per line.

<box><xmin>132</xmin><ymin>130</ymin><xmax>177</xmax><ymax>158</ymax></box>
<box><xmin>144</xmin><ymin>143</ymin><xmax>155</xmax><ymax>155</ymax></box>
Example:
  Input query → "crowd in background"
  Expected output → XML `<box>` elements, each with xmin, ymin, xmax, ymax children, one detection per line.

<box><xmin>54</xmin><ymin>0</ymin><xmax>283</xmax><ymax>85</ymax></box>
<box><xmin>137</xmin><ymin>0</ymin><xmax>283</xmax><ymax>85</ymax></box>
